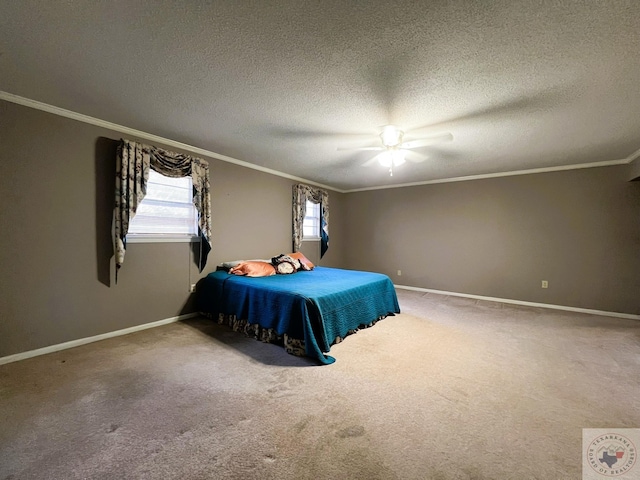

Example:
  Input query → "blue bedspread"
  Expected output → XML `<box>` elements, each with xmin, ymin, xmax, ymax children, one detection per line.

<box><xmin>197</xmin><ymin>267</ymin><xmax>400</xmax><ymax>364</ymax></box>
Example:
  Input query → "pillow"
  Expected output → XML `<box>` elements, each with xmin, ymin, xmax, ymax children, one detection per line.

<box><xmin>288</xmin><ymin>252</ymin><xmax>315</xmax><ymax>270</ymax></box>
<box><xmin>221</xmin><ymin>259</ymin><xmax>271</xmax><ymax>269</ymax></box>
<box><xmin>229</xmin><ymin>261</ymin><xmax>276</xmax><ymax>277</ymax></box>
<box><xmin>275</xmin><ymin>261</ymin><xmax>297</xmax><ymax>275</ymax></box>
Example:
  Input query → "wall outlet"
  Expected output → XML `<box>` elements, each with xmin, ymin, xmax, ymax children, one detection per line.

<box><xmin>190</xmin><ymin>283</ymin><xmax>197</xmax><ymax>293</ymax></box>
<box><xmin>397</xmin><ymin>270</ymin><xmax>402</xmax><ymax>276</ymax></box>
<box><xmin>541</xmin><ymin>280</ymin><xmax>548</xmax><ymax>289</ymax></box>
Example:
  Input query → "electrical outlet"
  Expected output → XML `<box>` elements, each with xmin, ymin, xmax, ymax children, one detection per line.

<box><xmin>190</xmin><ymin>283</ymin><xmax>197</xmax><ymax>293</ymax></box>
<box><xmin>397</xmin><ymin>270</ymin><xmax>402</xmax><ymax>276</ymax></box>
<box><xmin>541</xmin><ymin>280</ymin><xmax>548</xmax><ymax>289</ymax></box>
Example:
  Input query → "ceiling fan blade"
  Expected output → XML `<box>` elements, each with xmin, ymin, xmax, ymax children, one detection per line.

<box><xmin>362</xmin><ymin>152</ymin><xmax>386</xmax><ymax>167</ymax></box>
<box><xmin>337</xmin><ymin>146</ymin><xmax>384</xmax><ymax>151</ymax></box>
<box><xmin>403</xmin><ymin>150</ymin><xmax>428</xmax><ymax>163</ymax></box>
<box><xmin>419</xmin><ymin>146</ymin><xmax>461</xmax><ymax>161</ymax></box>
<box><xmin>400</xmin><ymin>132</ymin><xmax>453</xmax><ymax>149</ymax></box>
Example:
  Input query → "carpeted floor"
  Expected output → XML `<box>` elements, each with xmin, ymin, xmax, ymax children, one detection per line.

<box><xmin>1</xmin><ymin>289</ymin><xmax>639</xmax><ymax>479</ymax></box>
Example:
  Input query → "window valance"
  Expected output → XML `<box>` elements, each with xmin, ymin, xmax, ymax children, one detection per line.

<box><xmin>114</xmin><ymin>139</ymin><xmax>212</xmax><ymax>275</ymax></box>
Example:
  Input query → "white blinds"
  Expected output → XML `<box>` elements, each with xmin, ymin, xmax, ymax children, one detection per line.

<box><xmin>303</xmin><ymin>200</ymin><xmax>320</xmax><ymax>238</ymax></box>
<box><xmin>128</xmin><ymin>169</ymin><xmax>197</xmax><ymax>236</ymax></box>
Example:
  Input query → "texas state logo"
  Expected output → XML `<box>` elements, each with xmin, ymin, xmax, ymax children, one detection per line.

<box><xmin>583</xmin><ymin>429</ymin><xmax>639</xmax><ymax>479</ymax></box>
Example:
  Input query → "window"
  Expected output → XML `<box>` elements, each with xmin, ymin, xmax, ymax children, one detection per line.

<box><xmin>303</xmin><ymin>200</ymin><xmax>320</xmax><ymax>239</ymax></box>
<box><xmin>127</xmin><ymin>169</ymin><xmax>198</xmax><ymax>242</ymax></box>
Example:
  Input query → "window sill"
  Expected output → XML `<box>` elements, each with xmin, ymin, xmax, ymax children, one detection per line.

<box><xmin>302</xmin><ymin>237</ymin><xmax>320</xmax><ymax>242</ymax></box>
<box><xmin>126</xmin><ymin>235</ymin><xmax>200</xmax><ymax>243</ymax></box>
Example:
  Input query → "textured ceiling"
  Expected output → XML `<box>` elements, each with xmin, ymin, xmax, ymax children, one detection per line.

<box><xmin>1</xmin><ymin>1</ymin><xmax>639</xmax><ymax>191</ymax></box>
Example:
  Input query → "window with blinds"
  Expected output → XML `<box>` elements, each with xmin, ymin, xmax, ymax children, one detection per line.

<box><xmin>127</xmin><ymin>169</ymin><xmax>198</xmax><ymax>240</ymax></box>
<box><xmin>303</xmin><ymin>200</ymin><xmax>320</xmax><ymax>239</ymax></box>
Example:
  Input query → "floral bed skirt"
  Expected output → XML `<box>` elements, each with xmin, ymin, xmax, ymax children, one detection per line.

<box><xmin>200</xmin><ymin>312</ymin><xmax>387</xmax><ymax>359</ymax></box>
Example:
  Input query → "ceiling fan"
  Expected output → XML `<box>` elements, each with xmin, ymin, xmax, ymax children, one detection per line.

<box><xmin>339</xmin><ymin>125</ymin><xmax>453</xmax><ymax>176</ymax></box>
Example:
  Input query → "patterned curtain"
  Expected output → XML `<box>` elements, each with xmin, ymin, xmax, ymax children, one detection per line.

<box><xmin>292</xmin><ymin>184</ymin><xmax>329</xmax><ymax>257</ymax></box>
<box><xmin>114</xmin><ymin>139</ymin><xmax>212</xmax><ymax>276</ymax></box>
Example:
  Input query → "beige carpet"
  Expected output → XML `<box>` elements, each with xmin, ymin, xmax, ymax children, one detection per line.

<box><xmin>1</xmin><ymin>290</ymin><xmax>639</xmax><ymax>479</ymax></box>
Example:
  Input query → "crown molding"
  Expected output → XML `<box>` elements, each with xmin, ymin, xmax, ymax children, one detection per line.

<box><xmin>0</xmin><ymin>91</ymin><xmax>343</xmax><ymax>193</ymax></box>
<box><xmin>343</xmin><ymin>159</ymin><xmax>631</xmax><ymax>193</ymax></box>
<box><xmin>625</xmin><ymin>146</ymin><xmax>640</xmax><ymax>164</ymax></box>
<box><xmin>2</xmin><ymin>90</ymin><xmax>636</xmax><ymax>195</ymax></box>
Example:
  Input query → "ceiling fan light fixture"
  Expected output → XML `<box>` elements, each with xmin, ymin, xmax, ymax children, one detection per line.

<box><xmin>380</xmin><ymin>125</ymin><xmax>404</xmax><ymax>147</ymax></box>
<box><xmin>378</xmin><ymin>149</ymin><xmax>406</xmax><ymax>168</ymax></box>
<box><xmin>347</xmin><ymin>124</ymin><xmax>451</xmax><ymax>174</ymax></box>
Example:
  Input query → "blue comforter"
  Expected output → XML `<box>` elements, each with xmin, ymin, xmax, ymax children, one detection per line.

<box><xmin>197</xmin><ymin>266</ymin><xmax>400</xmax><ymax>364</ymax></box>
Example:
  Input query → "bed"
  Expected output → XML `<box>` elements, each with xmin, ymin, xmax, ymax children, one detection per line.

<box><xmin>196</xmin><ymin>266</ymin><xmax>400</xmax><ymax>364</ymax></box>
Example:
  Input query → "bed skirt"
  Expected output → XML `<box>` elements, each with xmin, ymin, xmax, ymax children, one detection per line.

<box><xmin>200</xmin><ymin>312</ymin><xmax>387</xmax><ymax>360</ymax></box>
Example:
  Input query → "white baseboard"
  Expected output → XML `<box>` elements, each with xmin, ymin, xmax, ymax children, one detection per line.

<box><xmin>3</xmin><ymin>288</ymin><xmax>636</xmax><ymax>366</ymax></box>
<box><xmin>0</xmin><ymin>312</ymin><xmax>201</xmax><ymax>366</ymax></box>
<box><xmin>395</xmin><ymin>285</ymin><xmax>640</xmax><ymax>321</ymax></box>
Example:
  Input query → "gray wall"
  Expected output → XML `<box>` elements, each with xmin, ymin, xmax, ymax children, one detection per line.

<box><xmin>630</xmin><ymin>158</ymin><xmax>640</xmax><ymax>181</ymax></box>
<box><xmin>1</xmin><ymin>98</ymin><xmax>638</xmax><ymax>359</ymax></box>
<box><xmin>344</xmin><ymin>167</ymin><xmax>640</xmax><ymax>314</ymax></box>
<box><xmin>0</xmin><ymin>100</ymin><xmax>344</xmax><ymax>357</ymax></box>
